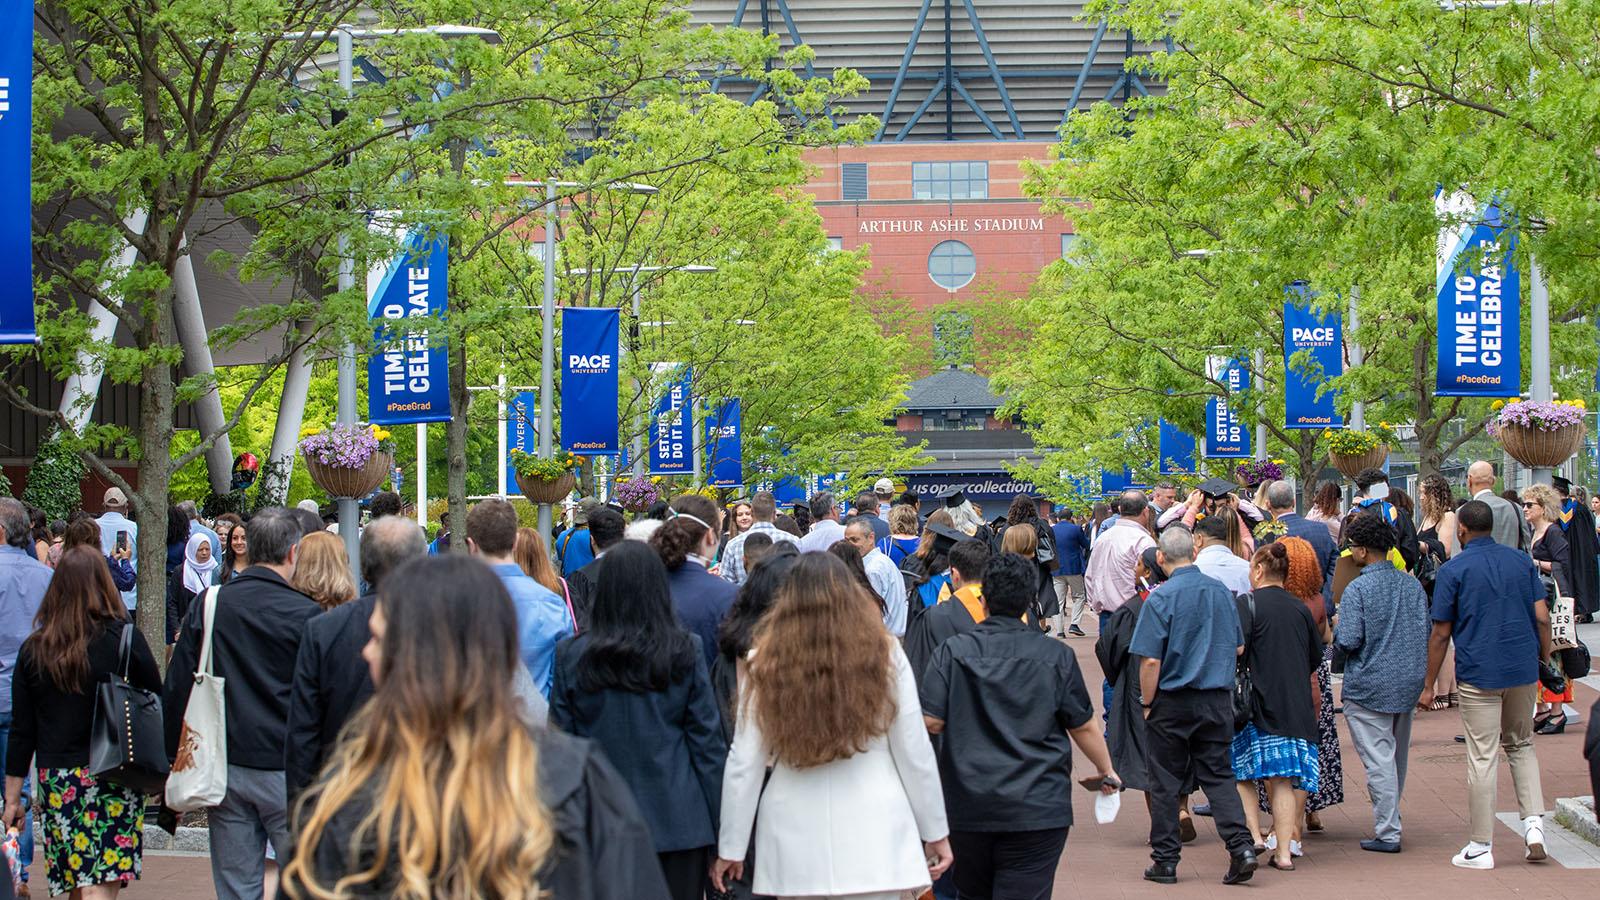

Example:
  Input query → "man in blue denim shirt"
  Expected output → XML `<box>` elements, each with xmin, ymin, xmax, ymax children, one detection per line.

<box><xmin>466</xmin><ymin>499</ymin><xmax>572</xmax><ymax>697</ymax></box>
<box><xmin>1333</xmin><ymin>513</ymin><xmax>1429</xmax><ymax>854</ymax></box>
<box><xmin>1421</xmin><ymin>500</ymin><xmax>1550</xmax><ymax>871</ymax></box>
<box><xmin>0</xmin><ymin>499</ymin><xmax>52</xmax><ymax>889</ymax></box>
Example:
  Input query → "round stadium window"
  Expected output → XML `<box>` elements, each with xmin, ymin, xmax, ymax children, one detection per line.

<box><xmin>928</xmin><ymin>240</ymin><xmax>976</xmax><ymax>291</ymax></box>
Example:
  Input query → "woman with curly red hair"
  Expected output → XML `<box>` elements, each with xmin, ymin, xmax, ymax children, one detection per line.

<box><xmin>1267</xmin><ymin>537</ymin><xmax>1345</xmax><ymax>839</ymax></box>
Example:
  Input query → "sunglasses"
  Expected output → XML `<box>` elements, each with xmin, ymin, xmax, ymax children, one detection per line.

<box><xmin>1521</xmin><ymin>501</ymin><xmax>1538</xmax><ymax>508</ymax></box>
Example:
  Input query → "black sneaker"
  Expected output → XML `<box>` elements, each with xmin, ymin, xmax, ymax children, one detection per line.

<box><xmin>1144</xmin><ymin>863</ymin><xmax>1178</xmax><ymax>884</ymax></box>
<box><xmin>1223</xmin><ymin>850</ymin><xmax>1257</xmax><ymax>885</ymax></box>
<box><xmin>1068</xmin><ymin>625</ymin><xmax>1086</xmax><ymax>636</ymax></box>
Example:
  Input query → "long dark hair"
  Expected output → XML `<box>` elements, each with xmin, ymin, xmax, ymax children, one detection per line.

<box><xmin>829</xmin><ymin>541</ymin><xmax>885</xmax><ymax>615</ymax></box>
<box><xmin>1006</xmin><ymin>494</ymin><xmax>1038</xmax><ymax>526</ymax></box>
<box><xmin>578</xmin><ymin>541</ymin><xmax>696</xmax><ymax>693</ymax></box>
<box><xmin>1311</xmin><ymin>480</ymin><xmax>1341</xmax><ymax>518</ymax></box>
<box><xmin>166</xmin><ymin>505</ymin><xmax>190</xmax><ymax>548</ymax></box>
<box><xmin>718</xmin><ymin>551</ymin><xmax>800</xmax><ymax>660</ymax></box>
<box><xmin>649</xmin><ymin>495</ymin><xmax>720</xmax><ymax>571</ymax></box>
<box><xmin>29</xmin><ymin>546</ymin><xmax>127</xmax><ymax>692</ymax></box>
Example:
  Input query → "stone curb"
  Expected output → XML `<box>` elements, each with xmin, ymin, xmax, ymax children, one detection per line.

<box><xmin>1553</xmin><ymin>795</ymin><xmax>1598</xmax><ymax>847</ymax></box>
<box><xmin>140</xmin><ymin>825</ymin><xmax>211</xmax><ymax>853</ymax></box>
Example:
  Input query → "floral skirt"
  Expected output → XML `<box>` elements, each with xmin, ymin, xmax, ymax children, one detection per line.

<box><xmin>1231</xmin><ymin>724</ymin><xmax>1321</xmax><ymax>793</ymax></box>
<box><xmin>38</xmin><ymin>768</ymin><xmax>143</xmax><ymax>895</ymax></box>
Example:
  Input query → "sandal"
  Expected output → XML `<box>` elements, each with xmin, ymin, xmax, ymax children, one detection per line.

<box><xmin>1268</xmin><ymin>857</ymin><xmax>1296</xmax><ymax>871</ymax></box>
<box><xmin>1446</xmin><ymin>691</ymin><xmax>1460</xmax><ymax>708</ymax></box>
<box><xmin>1429</xmin><ymin>696</ymin><xmax>1452</xmax><ymax>712</ymax></box>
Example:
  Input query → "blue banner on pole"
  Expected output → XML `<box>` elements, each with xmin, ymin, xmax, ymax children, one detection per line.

<box><xmin>649</xmin><ymin>365</ymin><xmax>693</xmax><ymax>474</ymax></box>
<box><xmin>1283</xmin><ymin>285</ymin><xmax>1344</xmax><ymax>430</ymax></box>
<box><xmin>367</xmin><ymin>231</ymin><xmax>451</xmax><ymax>424</ymax></box>
<box><xmin>1435</xmin><ymin>192</ymin><xmax>1520</xmax><ymax>397</ymax></box>
<box><xmin>1205</xmin><ymin>356</ymin><xmax>1252</xmax><ymax>458</ymax></box>
<box><xmin>0</xmin><ymin>4</ymin><xmax>34</xmax><ymax>345</ymax></box>
<box><xmin>706</xmin><ymin>399</ymin><xmax>742</xmax><ymax>488</ymax></box>
<box><xmin>1100</xmin><ymin>468</ymin><xmax>1130</xmax><ymax>496</ymax></box>
<box><xmin>1158</xmin><ymin>419</ymin><xmax>1196</xmax><ymax>474</ymax></box>
<box><xmin>506</xmin><ymin>391</ymin><xmax>537</xmax><ymax>490</ymax></box>
<box><xmin>561</xmin><ymin>308</ymin><xmax>621</xmax><ymax>456</ymax></box>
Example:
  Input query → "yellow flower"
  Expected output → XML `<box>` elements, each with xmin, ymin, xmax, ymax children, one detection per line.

<box><xmin>1491</xmin><ymin>399</ymin><xmax>1505</xmax><ymax>410</ymax></box>
<box><xmin>102</xmin><ymin>849</ymin><xmax>119</xmax><ymax>866</ymax></box>
<box><xmin>105</xmin><ymin>799</ymin><xmax>124</xmax><ymax>817</ymax></box>
<box><xmin>73</xmin><ymin>833</ymin><xmax>89</xmax><ymax>852</ymax></box>
<box><xmin>118</xmin><ymin>855</ymin><xmax>133</xmax><ymax>870</ymax></box>
<box><xmin>67</xmin><ymin>853</ymin><xmax>81</xmax><ymax>870</ymax></box>
<box><xmin>47</xmin><ymin>792</ymin><xmax>61</xmax><ymax>809</ymax></box>
<box><xmin>1577</xmin><ymin>399</ymin><xmax>1588</xmax><ymax>410</ymax></box>
<box><xmin>374</xmin><ymin>428</ymin><xmax>391</xmax><ymax>441</ymax></box>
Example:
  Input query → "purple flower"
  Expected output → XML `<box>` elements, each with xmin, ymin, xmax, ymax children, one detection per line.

<box><xmin>1490</xmin><ymin>400</ymin><xmax>1585</xmax><ymax>436</ymax></box>
<box><xmin>298</xmin><ymin>425</ymin><xmax>381</xmax><ymax>470</ymax></box>
<box><xmin>615</xmin><ymin>476</ymin><xmax>661</xmax><ymax>512</ymax></box>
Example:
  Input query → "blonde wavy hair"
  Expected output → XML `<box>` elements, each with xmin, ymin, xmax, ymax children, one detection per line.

<box><xmin>282</xmin><ymin>556</ymin><xmax>553</xmax><ymax>899</ymax></box>
<box><xmin>745</xmin><ymin>552</ymin><xmax>895</xmax><ymax>768</ymax></box>
<box><xmin>1522</xmin><ymin>483</ymin><xmax>1561</xmax><ymax>524</ymax></box>
<box><xmin>291</xmin><ymin>531</ymin><xmax>358</xmax><ymax>610</ymax></box>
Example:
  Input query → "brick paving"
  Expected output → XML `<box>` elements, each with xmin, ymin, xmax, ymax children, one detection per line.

<box><xmin>106</xmin><ymin>634</ymin><xmax>1600</xmax><ymax>899</ymax></box>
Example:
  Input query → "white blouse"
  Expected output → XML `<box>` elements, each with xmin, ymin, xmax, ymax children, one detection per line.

<box><xmin>718</xmin><ymin>642</ymin><xmax>949</xmax><ymax>897</ymax></box>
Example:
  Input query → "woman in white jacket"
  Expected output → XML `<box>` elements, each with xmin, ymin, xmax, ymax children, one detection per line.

<box><xmin>712</xmin><ymin>552</ymin><xmax>952</xmax><ymax>900</ymax></box>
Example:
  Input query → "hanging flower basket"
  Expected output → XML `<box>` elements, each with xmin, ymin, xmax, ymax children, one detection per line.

<box><xmin>516</xmin><ymin>471</ymin><xmax>578</xmax><ymax>504</ymax></box>
<box><xmin>299</xmin><ymin>424</ymin><xmax>394</xmax><ymax>498</ymax></box>
<box><xmin>1330</xmin><ymin>445</ymin><xmax>1389</xmax><ymax>480</ymax></box>
<box><xmin>1490</xmin><ymin>400</ymin><xmax>1587</xmax><ymax>468</ymax></box>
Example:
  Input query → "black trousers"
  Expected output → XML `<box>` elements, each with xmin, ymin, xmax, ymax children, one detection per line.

<box><xmin>1144</xmin><ymin>688</ymin><xmax>1253</xmax><ymax>864</ymax></box>
<box><xmin>657</xmin><ymin>846</ymin><xmax>710</xmax><ymax>900</ymax></box>
<box><xmin>949</xmin><ymin>827</ymin><xmax>1069</xmax><ymax>900</ymax></box>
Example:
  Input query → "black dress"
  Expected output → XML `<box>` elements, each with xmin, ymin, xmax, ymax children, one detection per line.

<box><xmin>1094</xmin><ymin>595</ymin><xmax>1153</xmax><ymax>792</ymax></box>
<box><xmin>1532</xmin><ymin>526</ymin><xmax>1573</xmax><ymax>598</ymax></box>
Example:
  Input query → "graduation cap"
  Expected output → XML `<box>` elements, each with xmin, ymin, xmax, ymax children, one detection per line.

<box><xmin>939</xmin><ymin>487</ymin><xmax>967</xmax><ymax>508</ymax></box>
<box><xmin>1551</xmin><ymin>475</ymin><xmax>1572</xmax><ymax>496</ymax></box>
<box><xmin>925</xmin><ymin>521</ymin><xmax>968</xmax><ymax>556</ymax></box>
<box><xmin>1197</xmin><ymin>477</ymin><xmax>1240</xmax><ymax>499</ymax></box>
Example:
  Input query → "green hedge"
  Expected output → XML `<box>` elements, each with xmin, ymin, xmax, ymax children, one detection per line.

<box><xmin>22</xmin><ymin>434</ymin><xmax>86</xmax><ymax>520</ymax></box>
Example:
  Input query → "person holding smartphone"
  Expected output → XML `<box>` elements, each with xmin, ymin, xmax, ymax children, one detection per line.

<box><xmin>921</xmin><ymin>552</ymin><xmax>1118</xmax><ymax>899</ymax></box>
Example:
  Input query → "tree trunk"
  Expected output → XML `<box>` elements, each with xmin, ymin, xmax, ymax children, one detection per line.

<box><xmin>133</xmin><ymin>293</ymin><xmax>177</xmax><ymax>674</ymax></box>
<box><xmin>448</xmin><ymin>337</ymin><xmax>470</xmax><ymax>550</ymax></box>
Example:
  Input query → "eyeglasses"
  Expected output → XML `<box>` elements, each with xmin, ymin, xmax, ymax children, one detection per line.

<box><xmin>1521</xmin><ymin>501</ymin><xmax>1538</xmax><ymax>508</ymax></box>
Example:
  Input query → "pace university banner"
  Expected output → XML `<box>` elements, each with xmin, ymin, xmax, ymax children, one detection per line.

<box><xmin>561</xmin><ymin>307</ymin><xmax>620</xmax><ymax>455</ymax></box>
<box><xmin>506</xmin><ymin>391</ymin><xmax>537</xmax><ymax>490</ymax></box>
<box><xmin>1435</xmin><ymin>191</ymin><xmax>1520</xmax><ymax>397</ymax></box>
<box><xmin>368</xmin><ymin>231</ymin><xmax>451</xmax><ymax>425</ymax></box>
<box><xmin>1158</xmin><ymin>419</ymin><xmax>1196</xmax><ymax>474</ymax></box>
<box><xmin>706</xmin><ymin>399</ymin><xmax>743</xmax><ymax>488</ymax></box>
<box><xmin>1205</xmin><ymin>356</ymin><xmax>1252</xmax><ymax>458</ymax></box>
<box><xmin>649</xmin><ymin>365</ymin><xmax>693</xmax><ymax>474</ymax></box>
<box><xmin>1283</xmin><ymin>285</ymin><xmax>1344</xmax><ymax>429</ymax></box>
<box><xmin>0</xmin><ymin>3</ymin><xmax>34</xmax><ymax>344</ymax></box>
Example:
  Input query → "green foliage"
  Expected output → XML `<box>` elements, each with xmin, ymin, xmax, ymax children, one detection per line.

<box><xmin>21</xmin><ymin>433</ymin><xmax>87</xmax><ymax>521</ymax></box>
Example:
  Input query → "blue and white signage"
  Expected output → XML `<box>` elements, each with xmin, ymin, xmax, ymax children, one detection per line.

<box><xmin>1435</xmin><ymin>190</ymin><xmax>1520</xmax><ymax>397</ymax></box>
<box><xmin>706</xmin><ymin>399</ymin><xmax>743</xmax><ymax>488</ymax></box>
<box><xmin>649</xmin><ymin>365</ymin><xmax>693</xmax><ymax>474</ymax></box>
<box><xmin>0</xmin><ymin>4</ymin><xmax>34</xmax><ymax>344</ymax></box>
<box><xmin>1158</xmin><ymin>419</ymin><xmax>1196</xmax><ymax>474</ymax></box>
<box><xmin>561</xmin><ymin>308</ymin><xmax>621</xmax><ymax>455</ymax></box>
<box><xmin>367</xmin><ymin>230</ymin><xmax>451</xmax><ymax>424</ymax></box>
<box><xmin>1283</xmin><ymin>284</ymin><xmax>1344</xmax><ymax>429</ymax></box>
<box><xmin>1205</xmin><ymin>355</ymin><xmax>1252</xmax><ymax>458</ymax></box>
<box><xmin>506</xmin><ymin>391</ymin><xmax>537</xmax><ymax>490</ymax></box>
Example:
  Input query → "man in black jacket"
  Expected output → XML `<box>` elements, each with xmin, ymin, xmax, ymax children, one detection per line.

<box><xmin>164</xmin><ymin>507</ymin><xmax>322</xmax><ymax>900</ymax></box>
<box><xmin>284</xmin><ymin>514</ymin><xmax>426</xmax><ymax>808</ymax></box>
<box><xmin>564</xmin><ymin>507</ymin><xmax>626</xmax><ymax>628</ymax></box>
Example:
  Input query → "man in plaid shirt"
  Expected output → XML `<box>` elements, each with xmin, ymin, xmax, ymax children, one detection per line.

<box><xmin>719</xmin><ymin>492</ymin><xmax>800</xmax><ymax>586</ymax></box>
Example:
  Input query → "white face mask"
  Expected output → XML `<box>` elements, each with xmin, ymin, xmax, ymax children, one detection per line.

<box><xmin>1367</xmin><ymin>482</ymin><xmax>1389</xmax><ymax>501</ymax></box>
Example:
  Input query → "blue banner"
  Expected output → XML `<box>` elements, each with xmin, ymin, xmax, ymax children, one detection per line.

<box><xmin>649</xmin><ymin>365</ymin><xmax>693</xmax><ymax>474</ymax></box>
<box><xmin>903</xmin><ymin>473</ymin><xmax>1038</xmax><ymax>512</ymax></box>
<box><xmin>561</xmin><ymin>307</ymin><xmax>621</xmax><ymax>455</ymax></box>
<box><xmin>1205</xmin><ymin>356</ymin><xmax>1252</xmax><ymax>458</ymax></box>
<box><xmin>506</xmin><ymin>391</ymin><xmax>537</xmax><ymax>490</ymax></box>
<box><xmin>706</xmin><ymin>399</ymin><xmax>743</xmax><ymax>488</ymax></box>
<box><xmin>1100</xmin><ymin>468</ymin><xmax>1130</xmax><ymax>496</ymax></box>
<box><xmin>367</xmin><ymin>230</ymin><xmax>451</xmax><ymax>424</ymax></box>
<box><xmin>0</xmin><ymin>4</ymin><xmax>34</xmax><ymax>344</ymax></box>
<box><xmin>1435</xmin><ymin>192</ymin><xmax>1520</xmax><ymax>397</ymax></box>
<box><xmin>1158</xmin><ymin>419</ymin><xmax>1196</xmax><ymax>474</ymax></box>
<box><xmin>1283</xmin><ymin>285</ymin><xmax>1344</xmax><ymax>429</ymax></box>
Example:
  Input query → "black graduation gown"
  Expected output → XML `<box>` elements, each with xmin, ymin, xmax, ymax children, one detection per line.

<box><xmin>1565</xmin><ymin>503</ymin><xmax>1600</xmax><ymax>617</ymax></box>
<box><xmin>904</xmin><ymin>598</ymin><xmax>979</xmax><ymax>691</ymax></box>
<box><xmin>1094</xmin><ymin>595</ymin><xmax>1154</xmax><ymax>793</ymax></box>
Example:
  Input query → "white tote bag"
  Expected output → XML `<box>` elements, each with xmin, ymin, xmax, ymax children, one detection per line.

<box><xmin>165</xmin><ymin>586</ymin><xmax>229</xmax><ymax>811</ymax></box>
<box><xmin>1550</xmin><ymin>593</ymin><xmax>1578</xmax><ymax>651</ymax></box>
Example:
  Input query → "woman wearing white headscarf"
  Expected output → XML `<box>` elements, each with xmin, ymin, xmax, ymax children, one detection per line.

<box><xmin>165</xmin><ymin>532</ymin><xmax>218</xmax><ymax>645</ymax></box>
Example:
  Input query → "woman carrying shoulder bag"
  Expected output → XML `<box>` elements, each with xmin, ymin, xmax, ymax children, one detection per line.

<box><xmin>4</xmin><ymin>546</ymin><xmax>161</xmax><ymax>899</ymax></box>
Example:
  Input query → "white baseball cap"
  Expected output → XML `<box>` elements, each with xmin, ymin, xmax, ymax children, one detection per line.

<box><xmin>874</xmin><ymin>477</ymin><xmax>895</xmax><ymax>495</ymax></box>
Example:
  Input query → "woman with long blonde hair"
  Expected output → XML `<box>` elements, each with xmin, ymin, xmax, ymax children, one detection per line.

<box><xmin>291</xmin><ymin>531</ymin><xmax>358</xmax><ymax>611</ymax></box>
<box><xmin>712</xmin><ymin>552</ymin><xmax>951</xmax><ymax>900</ymax></box>
<box><xmin>283</xmin><ymin>555</ymin><xmax>667</xmax><ymax>900</ymax></box>
<box><xmin>514</xmin><ymin>526</ymin><xmax>565</xmax><ymax>596</ymax></box>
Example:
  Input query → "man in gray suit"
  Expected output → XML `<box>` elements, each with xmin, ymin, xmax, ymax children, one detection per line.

<box><xmin>1466</xmin><ymin>461</ymin><xmax>1527</xmax><ymax>549</ymax></box>
<box><xmin>1263</xmin><ymin>481</ymin><xmax>1337</xmax><ymax>612</ymax></box>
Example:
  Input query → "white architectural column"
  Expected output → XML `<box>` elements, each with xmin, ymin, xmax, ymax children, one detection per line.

<box><xmin>59</xmin><ymin>210</ymin><xmax>148</xmax><ymax>434</ymax></box>
<box><xmin>263</xmin><ymin>318</ymin><xmax>315</xmax><ymax>503</ymax></box>
<box><xmin>171</xmin><ymin>238</ymin><xmax>234</xmax><ymax>495</ymax></box>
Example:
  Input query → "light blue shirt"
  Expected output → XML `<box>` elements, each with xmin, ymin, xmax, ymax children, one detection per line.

<box><xmin>491</xmin><ymin>563</ymin><xmax>573</xmax><ymax>698</ymax></box>
<box><xmin>796</xmin><ymin>518</ymin><xmax>847</xmax><ymax>554</ymax></box>
<box><xmin>97</xmin><ymin>511</ymin><xmax>138</xmax><ymax>610</ymax></box>
<box><xmin>0</xmin><ymin>545</ymin><xmax>52</xmax><ymax>718</ymax></box>
<box><xmin>1195</xmin><ymin>544</ymin><xmax>1252</xmax><ymax>596</ymax></box>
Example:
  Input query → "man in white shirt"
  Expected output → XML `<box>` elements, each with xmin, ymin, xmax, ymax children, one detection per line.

<box><xmin>796</xmin><ymin>491</ymin><xmax>847</xmax><ymax>553</ymax></box>
<box><xmin>1083</xmin><ymin>490</ymin><xmax>1156</xmax><ymax>717</ymax></box>
<box><xmin>1192</xmin><ymin>514</ymin><xmax>1252</xmax><ymax>595</ymax></box>
<box><xmin>97</xmin><ymin>487</ymin><xmax>139</xmax><ymax>610</ymax></box>
<box><xmin>844</xmin><ymin>517</ymin><xmax>909</xmax><ymax>636</ymax></box>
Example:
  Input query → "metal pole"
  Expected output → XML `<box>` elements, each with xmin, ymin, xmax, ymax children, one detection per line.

<box><xmin>691</xmin><ymin>397</ymin><xmax>702</xmax><ymax>485</ymax></box>
<box><xmin>416</xmin><ymin>424</ymin><xmax>427</xmax><ymax>530</ymax></box>
<box><xmin>632</xmin><ymin>283</ymin><xmax>645</xmax><ymax>477</ymax></box>
<box><xmin>1348</xmin><ymin>286</ymin><xmax>1364</xmax><ymax>431</ymax></box>
<box><xmin>1531</xmin><ymin>256</ymin><xmax>1552</xmax><ymax>483</ymax></box>
<box><xmin>538</xmin><ymin>180</ymin><xmax>556</xmax><ymax>543</ymax></box>
<box><xmin>335</xmin><ymin>28</ymin><xmax>360</xmax><ymax>583</ymax></box>
<box><xmin>496</xmin><ymin>369</ymin><xmax>508</xmax><ymax>497</ymax></box>
<box><xmin>1253</xmin><ymin>348</ymin><xmax>1267</xmax><ymax>461</ymax></box>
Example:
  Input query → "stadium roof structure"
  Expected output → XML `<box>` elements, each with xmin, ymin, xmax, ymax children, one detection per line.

<box><xmin>692</xmin><ymin>0</ymin><xmax>1169</xmax><ymax>141</ymax></box>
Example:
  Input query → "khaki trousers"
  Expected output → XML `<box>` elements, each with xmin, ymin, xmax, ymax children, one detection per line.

<box><xmin>1459</xmin><ymin>681</ymin><xmax>1544</xmax><ymax>843</ymax></box>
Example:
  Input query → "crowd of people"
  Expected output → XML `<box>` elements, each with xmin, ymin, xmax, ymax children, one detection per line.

<box><xmin>0</xmin><ymin>457</ymin><xmax>1595</xmax><ymax>898</ymax></box>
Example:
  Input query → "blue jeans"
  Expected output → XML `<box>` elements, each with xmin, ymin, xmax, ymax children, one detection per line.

<box><xmin>1099</xmin><ymin>610</ymin><xmax>1114</xmax><ymax>722</ymax></box>
<box><xmin>0</xmin><ymin>717</ymin><xmax>34</xmax><ymax>883</ymax></box>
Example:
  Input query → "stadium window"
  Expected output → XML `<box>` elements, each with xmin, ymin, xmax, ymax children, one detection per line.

<box><xmin>913</xmin><ymin>161</ymin><xmax>988</xmax><ymax>200</ymax></box>
<box><xmin>825</xmin><ymin>236</ymin><xmax>844</xmax><ymax>252</ymax></box>
<box><xmin>841</xmin><ymin>163</ymin><xmax>869</xmax><ymax>200</ymax></box>
<box><xmin>1060</xmin><ymin>233</ymin><xmax>1080</xmax><ymax>260</ymax></box>
<box><xmin>928</xmin><ymin>240</ymin><xmax>976</xmax><ymax>291</ymax></box>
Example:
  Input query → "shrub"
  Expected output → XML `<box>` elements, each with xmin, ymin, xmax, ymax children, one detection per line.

<box><xmin>22</xmin><ymin>433</ymin><xmax>86</xmax><ymax>520</ymax></box>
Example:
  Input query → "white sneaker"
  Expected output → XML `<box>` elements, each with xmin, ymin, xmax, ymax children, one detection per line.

<box><xmin>1452</xmin><ymin>844</ymin><xmax>1494</xmax><ymax>869</ymax></box>
<box><xmin>1524</xmin><ymin>817</ymin><xmax>1547</xmax><ymax>862</ymax></box>
<box><xmin>1263</xmin><ymin>835</ymin><xmax>1304</xmax><ymax>858</ymax></box>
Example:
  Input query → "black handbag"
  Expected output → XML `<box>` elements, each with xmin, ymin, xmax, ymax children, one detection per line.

<box><xmin>89</xmin><ymin>624</ymin><xmax>170</xmax><ymax>794</ymax></box>
<box><xmin>1232</xmin><ymin>593</ymin><xmax>1256</xmax><ymax>730</ymax></box>
<box><xmin>1560</xmin><ymin>639</ymin><xmax>1591</xmax><ymax>680</ymax></box>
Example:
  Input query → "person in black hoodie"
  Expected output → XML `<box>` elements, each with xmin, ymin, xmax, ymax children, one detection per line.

<box><xmin>283</xmin><ymin>554</ymin><xmax>667</xmax><ymax>899</ymax></box>
<box><xmin>164</xmin><ymin>507</ymin><xmax>321</xmax><ymax>900</ymax></box>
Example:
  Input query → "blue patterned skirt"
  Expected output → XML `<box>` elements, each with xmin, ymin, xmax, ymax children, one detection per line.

<box><xmin>1231</xmin><ymin>723</ymin><xmax>1321</xmax><ymax>792</ymax></box>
